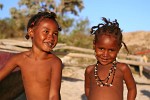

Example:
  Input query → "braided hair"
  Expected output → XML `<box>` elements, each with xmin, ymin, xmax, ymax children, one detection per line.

<box><xmin>25</xmin><ymin>12</ymin><xmax>61</xmax><ymax>40</ymax></box>
<box><xmin>91</xmin><ymin>17</ymin><xmax>129</xmax><ymax>53</ymax></box>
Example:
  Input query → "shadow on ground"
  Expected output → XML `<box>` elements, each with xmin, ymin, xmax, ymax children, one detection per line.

<box><xmin>136</xmin><ymin>82</ymin><xmax>150</xmax><ymax>85</ymax></box>
<box><xmin>81</xmin><ymin>94</ymin><xmax>87</xmax><ymax>100</ymax></box>
<box><xmin>143</xmin><ymin>71</ymin><xmax>150</xmax><ymax>80</ymax></box>
<box><xmin>141</xmin><ymin>90</ymin><xmax>150</xmax><ymax>98</ymax></box>
<box><xmin>62</xmin><ymin>76</ymin><xmax>83</xmax><ymax>82</ymax></box>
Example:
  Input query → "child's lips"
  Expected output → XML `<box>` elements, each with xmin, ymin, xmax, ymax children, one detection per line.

<box><xmin>101</xmin><ymin>59</ymin><xmax>108</xmax><ymax>62</ymax></box>
<box><xmin>48</xmin><ymin>42</ymin><xmax>53</xmax><ymax>47</ymax></box>
<box><xmin>101</xmin><ymin>58</ymin><xmax>109</xmax><ymax>62</ymax></box>
<box><xmin>44</xmin><ymin>42</ymin><xmax>54</xmax><ymax>48</ymax></box>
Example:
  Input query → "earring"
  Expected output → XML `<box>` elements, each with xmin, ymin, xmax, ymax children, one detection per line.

<box><xmin>25</xmin><ymin>34</ymin><xmax>30</xmax><ymax>40</ymax></box>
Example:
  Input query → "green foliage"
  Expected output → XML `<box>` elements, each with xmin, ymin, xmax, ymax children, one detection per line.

<box><xmin>57</xmin><ymin>15</ymin><xmax>74</xmax><ymax>33</ymax></box>
<box><xmin>1</xmin><ymin>0</ymin><xmax>93</xmax><ymax>49</ymax></box>
<box><xmin>68</xmin><ymin>32</ymin><xmax>93</xmax><ymax>49</ymax></box>
<box><xmin>58</xmin><ymin>18</ymin><xmax>93</xmax><ymax>49</ymax></box>
<box><xmin>0</xmin><ymin>17</ymin><xmax>26</xmax><ymax>39</ymax></box>
<box><xmin>72</xmin><ymin>17</ymin><xmax>90</xmax><ymax>34</ymax></box>
<box><xmin>0</xmin><ymin>3</ymin><xmax>3</xmax><ymax>10</ymax></box>
<box><xmin>9</xmin><ymin>0</ymin><xmax>84</xmax><ymax>35</ymax></box>
<box><xmin>62</xmin><ymin>0</ymin><xmax>84</xmax><ymax>16</ymax></box>
<box><xmin>58</xmin><ymin>34</ymin><xmax>93</xmax><ymax>50</ymax></box>
<box><xmin>58</xmin><ymin>32</ymin><xmax>94</xmax><ymax>49</ymax></box>
<box><xmin>0</xmin><ymin>19</ymin><xmax>16</xmax><ymax>38</ymax></box>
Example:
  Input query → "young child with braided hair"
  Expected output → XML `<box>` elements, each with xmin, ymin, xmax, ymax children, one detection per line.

<box><xmin>84</xmin><ymin>17</ymin><xmax>137</xmax><ymax>100</ymax></box>
<box><xmin>0</xmin><ymin>12</ymin><xmax>62</xmax><ymax>100</ymax></box>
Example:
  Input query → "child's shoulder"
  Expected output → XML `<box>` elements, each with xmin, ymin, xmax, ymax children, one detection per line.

<box><xmin>47</xmin><ymin>53</ymin><xmax>62</xmax><ymax>66</ymax></box>
<box><xmin>54</xmin><ymin>55</ymin><xmax>62</xmax><ymax>64</ymax></box>
<box><xmin>50</xmin><ymin>53</ymin><xmax>62</xmax><ymax>62</ymax></box>
<box><xmin>85</xmin><ymin>64</ymin><xmax>95</xmax><ymax>74</ymax></box>
<box><xmin>13</xmin><ymin>51</ymin><xmax>28</xmax><ymax>57</ymax></box>
<box><xmin>117</xmin><ymin>62</ymin><xmax>131</xmax><ymax>73</ymax></box>
<box><xmin>10</xmin><ymin>51</ymin><xmax>31</xmax><ymax>61</ymax></box>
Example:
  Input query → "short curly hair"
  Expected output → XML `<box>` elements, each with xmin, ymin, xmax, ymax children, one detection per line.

<box><xmin>91</xmin><ymin>17</ymin><xmax>129</xmax><ymax>53</ymax></box>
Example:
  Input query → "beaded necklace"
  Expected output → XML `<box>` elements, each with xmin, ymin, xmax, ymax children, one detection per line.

<box><xmin>94</xmin><ymin>61</ymin><xmax>117</xmax><ymax>87</ymax></box>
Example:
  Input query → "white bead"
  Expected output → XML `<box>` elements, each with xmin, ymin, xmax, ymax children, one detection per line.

<box><xmin>110</xmin><ymin>84</ymin><xmax>113</xmax><ymax>86</ymax></box>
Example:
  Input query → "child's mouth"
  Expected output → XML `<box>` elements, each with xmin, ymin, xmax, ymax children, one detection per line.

<box><xmin>48</xmin><ymin>42</ymin><xmax>53</xmax><ymax>47</ymax></box>
<box><xmin>44</xmin><ymin>42</ymin><xmax>54</xmax><ymax>48</ymax></box>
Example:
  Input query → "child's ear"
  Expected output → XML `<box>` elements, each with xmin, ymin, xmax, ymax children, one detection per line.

<box><xmin>28</xmin><ymin>28</ymin><xmax>34</xmax><ymax>38</ymax></box>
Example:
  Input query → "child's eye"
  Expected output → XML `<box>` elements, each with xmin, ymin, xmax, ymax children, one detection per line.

<box><xmin>44</xmin><ymin>30</ymin><xmax>49</xmax><ymax>34</ymax></box>
<box><xmin>109</xmin><ymin>49</ymin><xmax>115</xmax><ymax>52</ymax></box>
<box><xmin>53</xmin><ymin>32</ymin><xmax>58</xmax><ymax>36</ymax></box>
<box><xmin>99</xmin><ymin>48</ymin><xmax>104</xmax><ymax>51</ymax></box>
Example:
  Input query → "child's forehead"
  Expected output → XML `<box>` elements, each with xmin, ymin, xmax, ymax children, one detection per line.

<box><xmin>96</xmin><ymin>34</ymin><xmax>118</xmax><ymax>43</ymax></box>
<box><xmin>35</xmin><ymin>18</ymin><xmax>58</xmax><ymax>27</ymax></box>
<box><xmin>98</xmin><ymin>33</ymin><xmax>117</xmax><ymax>39</ymax></box>
<box><xmin>38</xmin><ymin>18</ymin><xmax>56</xmax><ymax>23</ymax></box>
<box><xmin>96</xmin><ymin>34</ymin><xmax>119</xmax><ymax>47</ymax></box>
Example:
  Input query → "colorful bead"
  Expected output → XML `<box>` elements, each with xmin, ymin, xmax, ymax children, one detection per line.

<box><xmin>94</xmin><ymin>61</ymin><xmax>117</xmax><ymax>87</ymax></box>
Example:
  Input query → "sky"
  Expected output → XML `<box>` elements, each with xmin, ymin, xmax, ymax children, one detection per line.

<box><xmin>0</xmin><ymin>0</ymin><xmax>150</xmax><ymax>32</ymax></box>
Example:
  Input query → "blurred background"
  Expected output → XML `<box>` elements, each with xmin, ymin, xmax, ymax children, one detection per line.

<box><xmin>0</xmin><ymin>0</ymin><xmax>150</xmax><ymax>56</ymax></box>
<box><xmin>0</xmin><ymin>0</ymin><xmax>150</xmax><ymax>100</ymax></box>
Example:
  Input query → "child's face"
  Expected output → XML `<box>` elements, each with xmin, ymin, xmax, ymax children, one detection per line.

<box><xmin>30</xmin><ymin>18</ymin><xmax>59</xmax><ymax>52</ymax></box>
<box><xmin>94</xmin><ymin>34</ymin><xmax>121</xmax><ymax>65</ymax></box>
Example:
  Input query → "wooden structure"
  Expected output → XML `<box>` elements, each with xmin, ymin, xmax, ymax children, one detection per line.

<box><xmin>0</xmin><ymin>39</ymin><xmax>150</xmax><ymax>99</ymax></box>
<box><xmin>0</xmin><ymin>39</ymin><xmax>150</xmax><ymax>77</ymax></box>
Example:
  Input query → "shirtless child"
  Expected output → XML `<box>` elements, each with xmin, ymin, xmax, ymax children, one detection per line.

<box><xmin>0</xmin><ymin>12</ymin><xmax>62</xmax><ymax>100</ymax></box>
<box><xmin>85</xmin><ymin>17</ymin><xmax>137</xmax><ymax>100</ymax></box>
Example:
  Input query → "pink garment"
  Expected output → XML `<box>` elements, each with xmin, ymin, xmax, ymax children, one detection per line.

<box><xmin>0</xmin><ymin>51</ymin><xmax>20</xmax><ymax>72</ymax></box>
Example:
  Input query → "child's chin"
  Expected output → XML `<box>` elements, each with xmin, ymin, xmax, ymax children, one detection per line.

<box><xmin>47</xmin><ymin>48</ymin><xmax>53</xmax><ymax>52</ymax></box>
<box><xmin>43</xmin><ymin>48</ymin><xmax>53</xmax><ymax>52</ymax></box>
<box><xmin>100</xmin><ymin>61</ymin><xmax>111</xmax><ymax>65</ymax></box>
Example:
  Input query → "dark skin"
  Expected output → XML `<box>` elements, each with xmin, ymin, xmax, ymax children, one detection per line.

<box><xmin>85</xmin><ymin>34</ymin><xmax>137</xmax><ymax>100</ymax></box>
<box><xmin>0</xmin><ymin>19</ymin><xmax>62</xmax><ymax>100</ymax></box>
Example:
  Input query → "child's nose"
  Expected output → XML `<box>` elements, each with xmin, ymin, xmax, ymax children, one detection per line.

<box><xmin>47</xmin><ymin>34</ymin><xmax>54</xmax><ymax>41</ymax></box>
<box><xmin>103</xmin><ymin>50</ymin><xmax>109</xmax><ymax>56</ymax></box>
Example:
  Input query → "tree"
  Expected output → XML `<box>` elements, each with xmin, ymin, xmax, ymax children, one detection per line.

<box><xmin>0</xmin><ymin>19</ymin><xmax>18</xmax><ymax>38</ymax></box>
<box><xmin>58</xmin><ymin>18</ymin><xmax>93</xmax><ymax>48</ymax></box>
<box><xmin>0</xmin><ymin>3</ymin><xmax>3</xmax><ymax>10</ymax></box>
<box><xmin>10</xmin><ymin>0</ymin><xmax>84</xmax><ymax>35</ymax></box>
<box><xmin>72</xmin><ymin>18</ymin><xmax>90</xmax><ymax>34</ymax></box>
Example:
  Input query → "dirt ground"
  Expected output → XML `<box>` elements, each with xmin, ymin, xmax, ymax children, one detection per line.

<box><xmin>60</xmin><ymin>65</ymin><xmax>150</xmax><ymax>100</ymax></box>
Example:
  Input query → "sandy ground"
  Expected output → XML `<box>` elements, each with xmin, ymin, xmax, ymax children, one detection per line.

<box><xmin>60</xmin><ymin>66</ymin><xmax>150</xmax><ymax>100</ymax></box>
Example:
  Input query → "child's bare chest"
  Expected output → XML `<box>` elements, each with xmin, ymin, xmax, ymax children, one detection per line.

<box><xmin>19</xmin><ymin>59</ymin><xmax>53</xmax><ymax>84</ymax></box>
<box><xmin>89</xmin><ymin>68</ymin><xmax>124</xmax><ymax>100</ymax></box>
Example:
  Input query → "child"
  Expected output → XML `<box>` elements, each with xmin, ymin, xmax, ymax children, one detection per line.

<box><xmin>84</xmin><ymin>17</ymin><xmax>137</xmax><ymax>100</ymax></box>
<box><xmin>0</xmin><ymin>12</ymin><xmax>62</xmax><ymax>100</ymax></box>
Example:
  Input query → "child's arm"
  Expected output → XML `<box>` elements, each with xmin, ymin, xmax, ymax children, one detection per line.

<box><xmin>49</xmin><ymin>58</ymin><xmax>62</xmax><ymax>100</ymax></box>
<box><xmin>84</xmin><ymin>66</ymin><xmax>92</xmax><ymax>98</ymax></box>
<box><xmin>0</xmin><ymin>56</ymin><xmax>18</xmax><ymax>81</ymax></box>
<box><xmin>123</xmin><ymin>64</ymin><xmax>137</xmax><ymax>100</ymax></box>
